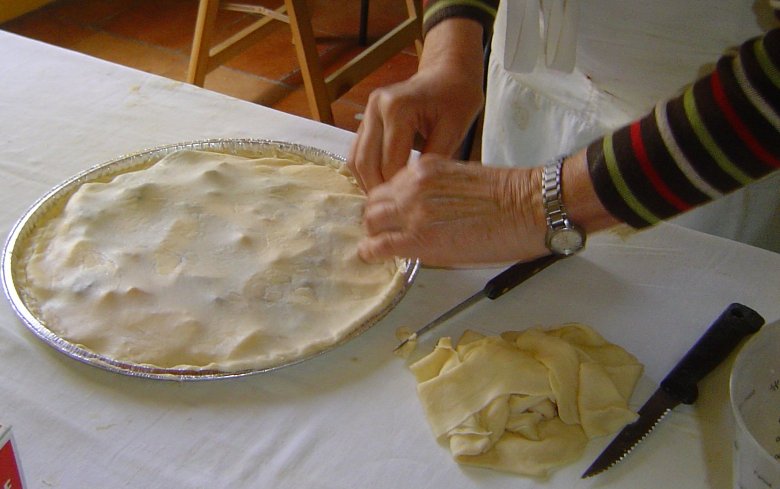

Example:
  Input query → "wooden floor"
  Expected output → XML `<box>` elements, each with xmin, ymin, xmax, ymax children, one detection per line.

<box><xmin>1</xmin><ymin>0</ymin><xmax>420</xmax><ymax>133</ymax></box>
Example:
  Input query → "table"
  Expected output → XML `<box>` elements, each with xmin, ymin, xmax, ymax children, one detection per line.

<box><xmin>1</xmin><ymin>30</ymin><xmax>779</xmax><ymax>489</ymax></box>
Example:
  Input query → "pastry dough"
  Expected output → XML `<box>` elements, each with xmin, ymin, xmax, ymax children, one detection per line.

<box><xmin>409</xmin><ymin>324</ymin><xmax>643</xmax><ymax>477</ymax></box>
<box><xmin>22</xmin><ymin>149</ymin><xmax>406</xmax><ymax>372</ymax></box>
<box><xmin>394</xmin><ymin>326</ymin><xmax>418</xmax><ymax>359</ymax></box>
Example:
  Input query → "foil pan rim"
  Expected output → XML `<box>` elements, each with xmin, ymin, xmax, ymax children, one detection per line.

<box><xmin>2</xmin><ymin>138</ymin><xmax>419</xmax><ymax>381</ymax></box>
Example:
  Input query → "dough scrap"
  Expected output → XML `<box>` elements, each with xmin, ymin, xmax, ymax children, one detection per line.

<box><xmin>409</xmin><ymin>323</ymin><xmax>643</xmax><ymax>477</ymax></box>
<box><xmin>393</xmin><ymin>326</ymin><xmax>418</xmax><ymax>359</ymax></box>
<box><xmin>22</xmin><ymin>149</ymin><xmax>407</xmax><ymax>372</ymax></box>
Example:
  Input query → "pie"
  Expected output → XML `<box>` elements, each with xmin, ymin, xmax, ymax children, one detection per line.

<box><xmin>19</xmin><ymin>148</ymin><xmax>408</xmax><ymax>373</ymax></box>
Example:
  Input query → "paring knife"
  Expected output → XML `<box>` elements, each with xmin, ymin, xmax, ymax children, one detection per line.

<box><xmin>393</xmin><ymin>253</ymin><xmax>565</xmax><ymax>352</ymax></box>
<box><xmin>581</xmin><ymin>302</ymin><xmax>765</xmax><ymax>478</ymax></box>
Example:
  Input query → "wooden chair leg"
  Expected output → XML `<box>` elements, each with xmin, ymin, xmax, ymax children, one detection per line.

<box><xmin>406</xmin><ymin>0</ymin><xmax>423</xmax><ymax>57</ymax></box>
<box><xmin>187</xmin><ymin>0</ymin><xmax>220</xmax><ymax>86</ymax></box>
<box><xmin>359</xmin><ymin>0</ymin><xmax>369</xmax><ymax>46</ymax></box>
<box><xmin>286</xmin><ymin>0</ymin><xmax>334</xmax><ymax>124</ymax></box>
<box><xmin>187</xmin><ymin>0</ymin><xmax>420</xmax><ymax>125</ymax></box>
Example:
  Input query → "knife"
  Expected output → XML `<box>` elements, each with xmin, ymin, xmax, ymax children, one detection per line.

<box><xmin>393</xmin><ymin>253</ymin><xmax>565</xmax><ymax>352</ymax></box>
<box><xmin>581</xmin><ymin>302</ymin><xmax>765</xmax><ymax>478</ymax></box>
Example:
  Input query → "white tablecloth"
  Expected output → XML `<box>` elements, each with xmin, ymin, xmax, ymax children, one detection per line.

<box><xmin>1</xmin><ymin>31</ymin><xmax>779</xmax><ymax>489</ymax></box>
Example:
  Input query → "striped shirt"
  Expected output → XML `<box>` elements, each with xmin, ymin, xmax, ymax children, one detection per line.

<box><xmin>587</xmin><ymin>28</ymin><xmax>780</xmax><ymax>227</ymax></box>
<box><xmin>423</xmin><ymin>0</ymin><xmax>780</xmax><ymax>229</ymax></box>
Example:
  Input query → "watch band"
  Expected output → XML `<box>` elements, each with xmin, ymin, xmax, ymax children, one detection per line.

<box><xmin>542</xmin><ymin>157</ymin><xmax>570</xmax><ymax>231</ymax></box>
<box><xmin>542</xmin><ymin>157</ymin><xmax>586</xmax><ymax>255</ymax></box>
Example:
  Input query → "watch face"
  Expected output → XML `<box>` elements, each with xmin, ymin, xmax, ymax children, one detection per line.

<box><xmin>548</xmin><ymin>228</ymin><xmax>585</xmax><ymax>256</ymax></box>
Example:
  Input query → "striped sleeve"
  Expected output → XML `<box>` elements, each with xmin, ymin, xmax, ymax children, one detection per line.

<box><xmin>587</xmin><ymin>27</ymin><xmax>780</xmax><ymax>228</ymax></box>
<box><xmin>422</xmin><ymin>0</ymin><xmax>498</xmax><ymax>37</ymax></box>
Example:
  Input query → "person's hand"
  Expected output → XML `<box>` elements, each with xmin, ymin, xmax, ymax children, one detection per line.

<box><xmin>358</xmin><ymin>149</ymin><xmax>621</xmax><ymax>267</ymax></box>
<box><xmin>358</xmin><ymin>154</ymin><xmax>550</xmax><ymax>267</ymax></box>
<box><xmin>347</xmin><ymin>18</ymin><xmax>485</xmax><ymax>192</ymax></box>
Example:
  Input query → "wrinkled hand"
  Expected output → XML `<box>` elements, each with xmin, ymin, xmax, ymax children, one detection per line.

<box><xmin>347</xmin><ymin>69</ymin><xmax>483</xmax><ymax>191</ymax></box>
<box><xmin>359</xmin><ymin>154</ymin><xmax>550</xmax><ymax>267</ymax></box>
<box><xmin>347</xmin><ymin>18</ymin><xmax>485</xmax><ymax>192</ymax></box>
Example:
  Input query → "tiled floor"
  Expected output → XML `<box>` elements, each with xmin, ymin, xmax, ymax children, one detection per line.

<box><xmin>1</xmin><ymin>0</ymin><xmax>421</xmax><ymax>133</ymax></box>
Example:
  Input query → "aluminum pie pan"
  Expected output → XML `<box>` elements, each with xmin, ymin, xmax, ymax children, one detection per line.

<box><xmin>1</xmin><ymin>138</ymin><xmax>419</xmax><ymax>381</ymax></box>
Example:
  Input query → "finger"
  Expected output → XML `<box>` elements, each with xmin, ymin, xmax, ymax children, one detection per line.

<box><xmin>358</xmin><ymin>230</ymin><xmax>416</xmax><ymax>263</ymax></box>
<box><xmin>380</xmin><ymin>114</ymin><xmax>416</xmax><ymax>183</ymax></box>
<box><xmin>363</xmin><ymin>198</ymin><xmax>404</xmax><ymax>236</ymax></box>
<box><xmin>363</xmin><ymin>174</ymin><xmax>407</xmax><ymax>204</ymax></box>
<box><xmin>347</xmin><ymin>126</ymin><xmax>368</xmax><ymax>192</ymax></box>
<box><xmin>348</xmin><ymin>111</ymin><xmax>385</xmax><ymax>191</ymax></box>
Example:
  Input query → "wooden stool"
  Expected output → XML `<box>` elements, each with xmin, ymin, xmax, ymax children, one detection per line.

<box><xmin>187</xmin><ymin>0</ymin><xmax>422</xmax><ymax>125</ymax></box>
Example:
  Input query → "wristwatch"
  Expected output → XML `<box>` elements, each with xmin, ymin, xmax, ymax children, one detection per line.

<box><xmin>541</xmin><ymin>158</ymin><xmax>586</xmax><ymax>256</ymax></box>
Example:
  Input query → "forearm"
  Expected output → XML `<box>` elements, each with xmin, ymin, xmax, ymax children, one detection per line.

<box><xmin>586</xmin><ymin>28</ymin><xmax>780</xmax><ymax>228</ymax></box>
<box><xmin>419</xmin><ymin>0</ymin><xmax>497</xmax><ymax>77</ymax></box>
<box><xmin>418</xmin><ymin>18</ymin><xmax>485</xmax><ymax>82</ymax></box>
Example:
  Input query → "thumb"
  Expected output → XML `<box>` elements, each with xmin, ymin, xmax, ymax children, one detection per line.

<box><xmin>358</xmin><ymin>231</ymin><xmax>412</xmax><ymax>263</ymax></box>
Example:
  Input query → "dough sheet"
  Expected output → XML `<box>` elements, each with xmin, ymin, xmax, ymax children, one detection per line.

<box><xmin>22</xmin><ymin>150</ymin><xmax>406</xmax><ymax>372</ymax></box>
<box><xmin>409</xmin><ymin>324</ymin><xmax>643</xmax><ymax>477</ymax></box>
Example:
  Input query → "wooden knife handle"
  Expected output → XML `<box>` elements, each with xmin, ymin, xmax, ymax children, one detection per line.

<box><xmin>660</xmin><ymin>303</ymin><xmax>764</xmax><ymax>404</ymax></box>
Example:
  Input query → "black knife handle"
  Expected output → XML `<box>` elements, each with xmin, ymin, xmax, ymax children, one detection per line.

<box><xmin>660</xmin><ymin>303</ymin><xmax>764</xmax><ymax>405</ymax></box>
<box><xmin>483</xmin><ymin>254</ymin><xmax>564</xmax><ymax>300</ymax></box>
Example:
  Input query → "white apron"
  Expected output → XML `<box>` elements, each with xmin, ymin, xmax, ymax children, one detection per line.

<box><xmin>482</xmin><ymin>0</ymin><xmax>780</xmax><ymax>251</ymax></box>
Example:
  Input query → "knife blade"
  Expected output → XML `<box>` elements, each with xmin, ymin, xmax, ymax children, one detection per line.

<box><xmin>581</xmin><ymin>302</ymin><xmax>765</xmax><ymax>478</ymax></box>
<box><xmin>393</xmin><ymin>253</ymin><xmax>565</xmax><ymax>352</ymax></box>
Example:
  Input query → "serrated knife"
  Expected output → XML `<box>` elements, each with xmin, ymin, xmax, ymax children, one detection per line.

<box><xmin>581</xmin><ymin>302</ymin><xmax>765</xmax><ymax>478</ymax></box>
<box><xmin>394</xmin><ymin>253</ymin><xmax>565</xmax><ymax>352</ymax></box>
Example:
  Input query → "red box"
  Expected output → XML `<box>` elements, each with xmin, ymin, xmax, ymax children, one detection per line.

<box><xmin>0</xmin><ymin>425</ymin><xmax>25</xmax><ymax>489</ymax></box>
